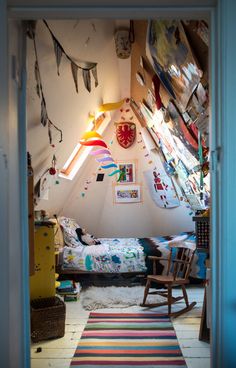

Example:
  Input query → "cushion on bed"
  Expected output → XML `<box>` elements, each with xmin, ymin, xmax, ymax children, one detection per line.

<box><xmin>58</xmin><ymin>216</ymin><xmax>83</xmax><ymax>248</ymax></box>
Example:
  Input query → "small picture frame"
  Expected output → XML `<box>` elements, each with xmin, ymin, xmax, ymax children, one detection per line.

<box><xmin>117</xmin><ymin>161</ymin><xmax>136</xmax><ymax>184</ymax></box>
<box><xmin>114</xmin><ymin>184</ymin><xmax>141</xmax><ymax>204</ymax></box>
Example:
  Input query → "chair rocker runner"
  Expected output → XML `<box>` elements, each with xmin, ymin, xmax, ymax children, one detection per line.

<box><xmin>141</xmin><ymin>240</ymin><xmax>197</xmax><ymax>317</ymax></box>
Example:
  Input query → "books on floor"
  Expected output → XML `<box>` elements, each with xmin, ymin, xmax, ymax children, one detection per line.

<box><xmin>57</xmin><ymin>280</ymin><xmax>81</xmax><ymax>301</ymax></box>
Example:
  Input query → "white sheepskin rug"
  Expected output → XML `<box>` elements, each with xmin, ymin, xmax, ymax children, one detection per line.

<box><xmin>80</xmin><ymin>286</ymin><xmax>165</xmax><ymax>310</ymax></box>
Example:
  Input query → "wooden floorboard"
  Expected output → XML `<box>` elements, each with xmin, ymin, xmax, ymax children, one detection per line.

<box><xmin>31</xmin><ymin>285</ymin><xmax>210</xmax><ymax>368</ymax></box>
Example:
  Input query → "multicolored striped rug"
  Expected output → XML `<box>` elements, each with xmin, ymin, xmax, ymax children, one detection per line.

<box><xmin>70</xmin><ymin>312</ymin><xmax>187</xmax><ymax>367</ymax></box>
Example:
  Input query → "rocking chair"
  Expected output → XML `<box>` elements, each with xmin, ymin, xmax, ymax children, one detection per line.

<box><xmin>141</xmin><ymin>240</ymin><xmax>197</xmax><ymax>317</ymax></box>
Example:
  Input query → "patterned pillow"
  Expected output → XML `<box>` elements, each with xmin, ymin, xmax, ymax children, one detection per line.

<box><xmin>58</xmin><ymin>216</ymin><xmax>83</xmax><ymax>248</ymax></box>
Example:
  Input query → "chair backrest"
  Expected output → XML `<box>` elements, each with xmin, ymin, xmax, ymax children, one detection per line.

<box><xmin>167</xmin><ymin>240</ymin><xmax>196</xmax><ymax>280</ymax></box>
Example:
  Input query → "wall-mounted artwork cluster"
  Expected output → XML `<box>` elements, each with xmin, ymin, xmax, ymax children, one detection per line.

<box><xmin>131</xmin><ymin>20</ymin><xmax>210</xmax><ymax>211</ymax></box>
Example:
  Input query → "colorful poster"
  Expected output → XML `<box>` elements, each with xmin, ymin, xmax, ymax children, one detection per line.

<box><xmin>144</xmin><ymin>169</ymin><xmax>180</xmax><ymax>208</ymax></box>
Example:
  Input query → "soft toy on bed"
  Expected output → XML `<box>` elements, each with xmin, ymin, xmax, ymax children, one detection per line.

<box><xmin>76</xmin><ymin>228</ymin><xmax>101</xmax><ymax>246</ymax></box>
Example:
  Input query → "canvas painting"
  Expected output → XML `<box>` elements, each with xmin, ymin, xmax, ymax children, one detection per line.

<box><xmin>144</xmin><ymin>169</ymin><xmax>180</xmax><ymax>208</ymax></box>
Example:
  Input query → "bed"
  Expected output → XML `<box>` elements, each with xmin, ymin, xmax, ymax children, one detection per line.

<box><xmin>57</xmin><ymin>217</ymin><xmax>207</xmax><ymax>280</ymax></box>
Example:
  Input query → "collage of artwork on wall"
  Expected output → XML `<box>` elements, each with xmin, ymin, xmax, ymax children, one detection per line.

<box><xmin>114</xmin><ymin>160</ymin><xmax>141</xmax><ymax>203</ymax></box>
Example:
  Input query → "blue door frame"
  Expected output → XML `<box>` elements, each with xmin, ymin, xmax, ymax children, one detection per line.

<box><xmin>3</xmin><ymin>0</ymin><xmax>236</xmax><ymax>367</ymax></box>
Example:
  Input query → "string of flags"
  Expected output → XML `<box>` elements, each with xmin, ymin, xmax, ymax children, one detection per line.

<box><xmin>43</xmin><ymin>20</ymin><xmax>99</xmax><ymax>94</ymax></box>
<box><xmin>27</xmin><ymin>21</ymin><xmax>63</xmax><ymax>147</ymax></box>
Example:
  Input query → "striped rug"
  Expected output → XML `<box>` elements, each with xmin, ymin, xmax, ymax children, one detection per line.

<box><xmin>70</xmin><ymin>312</ymin><xmax>187</xmax><ymax>367</ymax></box>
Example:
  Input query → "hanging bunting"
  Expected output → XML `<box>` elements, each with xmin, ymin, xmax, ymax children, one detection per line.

<box><xmin>52</xmin><ymin>36</ymin><xmax>63</xmax><ymax>76</ymax></box>
<box><xmin>71</xmin><ymin>61</ymin><xmax>79</xmax><ymax>93</ymax></box>
<box><xmin>48</xmin><ymin>120</ymin><xmax>63</xmax><ymax>145</ymax></box>
<box><xmin>28</xmin><ymin>21</ymin><xmax>63</xmax><ymax>146</ymax></box>
<box><xmin>41</xmin><ymin>98</ymin><xmax>48</xmax><ymax>127</ymax></box>
<box><xmin>82</xmin><ymin>69</ymin><xmax>91</xmax><ymax>93</ymax></box>
<box><xmin>34</xmin><ymin>60</ymin><xmax>41</xmax><ymax>98</ymax></box>
<box><xmin>91</xmin><ymin>66</ymin><xmax>98</xmax><ymax>87</ymax></box>
<box><xmin>43</xmin><ymin>20</ymin><xmax>98</xmax><ymax>93</ymax></box>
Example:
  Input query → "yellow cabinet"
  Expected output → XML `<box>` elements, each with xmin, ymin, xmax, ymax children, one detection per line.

<box><xmin>30</xmin><ymin>221</ymin><xmax>56</xmax><ymax>300</ymax></box>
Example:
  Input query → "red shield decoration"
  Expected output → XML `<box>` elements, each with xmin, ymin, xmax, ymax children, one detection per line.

<box><xmin>116</xmin><ymin>122</ymin><xmax>136</xmax><ymax>149</ymax></box>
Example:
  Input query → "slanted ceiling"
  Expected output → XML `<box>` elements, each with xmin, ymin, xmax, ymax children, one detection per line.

<box><xmin>27</xmin><ymin>18</ymin><xmax>195</xmax><ymax>236</ymax></box>
<box><xmin>27</xmin><ymin>19</ymin><xmax>130</xmax><ymax>214</ymax></box>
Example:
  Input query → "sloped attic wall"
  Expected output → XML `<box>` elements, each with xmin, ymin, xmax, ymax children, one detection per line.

<box><xmin>27</xmin><ymin>19</ymin><xmax>122</xmax><ymax>214</ymax></box>
<box><xmin>61</xmin><ymin>111</ymin><xmax>194</xmax><ymax>237</ymax></box>
<box><xmin>27</xmin><ymin>19</ymin><xmax>194</xmax><ymax>237</ymax></box>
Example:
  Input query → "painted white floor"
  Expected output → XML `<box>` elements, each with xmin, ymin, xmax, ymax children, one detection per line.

<box><xmin>31</xmin><ymin>285</ymin><xmax>210</xmax><ymax>368</ymax></box>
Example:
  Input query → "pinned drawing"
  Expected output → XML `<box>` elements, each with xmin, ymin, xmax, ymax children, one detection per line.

<box><xmin>144</xmin><ymin>169</ymin><xmax>179</xmax><ymax>208</ymax></box>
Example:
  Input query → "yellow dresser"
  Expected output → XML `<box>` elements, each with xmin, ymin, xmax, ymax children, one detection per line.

<box><xmin>30</xmin><ymin>221</ymin><xmax>56</xmax><ymax>300</ymax></box>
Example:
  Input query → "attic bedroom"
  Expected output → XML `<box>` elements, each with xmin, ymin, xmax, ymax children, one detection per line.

<box><xmin>27</xmin><ymin>19</ymin><xmax>211</xmax><ymax>368</ymax></box>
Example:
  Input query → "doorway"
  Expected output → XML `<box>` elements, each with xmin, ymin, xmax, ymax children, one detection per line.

<box><xmin>1</xmin><ymin>1</ymin><xmax>224</xmax><ymax>366</ymax></box>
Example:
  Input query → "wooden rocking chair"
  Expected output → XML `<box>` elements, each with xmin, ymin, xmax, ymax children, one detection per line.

<box><xmin>141</xmin><ymin>240</ymin><xmax>197</xmax><ymax>317</ymax></box>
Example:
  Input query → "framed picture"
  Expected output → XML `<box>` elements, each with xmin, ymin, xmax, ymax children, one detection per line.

<box><xmin>117</xmin><ymin>161</ymin><xmax>136</xmax><ymax>184</ymax></box>
<box><xmin>114</xmin><ymin>184</ymin><xmax>141</xmax><ymax>204</ymax></box>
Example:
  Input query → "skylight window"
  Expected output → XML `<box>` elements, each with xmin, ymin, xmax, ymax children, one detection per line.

<box><xmin>59</xmin><ymin>112</ymin><xmax>111</xmax><ymax>180</ymax></box>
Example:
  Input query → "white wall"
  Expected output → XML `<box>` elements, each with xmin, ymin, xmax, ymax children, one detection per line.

<box><xmin>27</xmin><ymin>19</ymin><xmax>194</xmax><ymax>238</ymax></box>
<box><xmin>27</xmin><ymin>19</ymin><xmax>122</xmax><ymax>214</ymax></box>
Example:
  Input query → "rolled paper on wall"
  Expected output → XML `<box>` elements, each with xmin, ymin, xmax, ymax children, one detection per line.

<box><xmin>98</xmin><ymin>99</ymin><xmax>125</xmax><ymax>113</ymax></box>
<box><xmin>96</xmin><ymin>156</ymin><xmax>114</xmax><ymax>163</ymax></box>
<box><xmin>101</xmin><ymin>163</ymin><xmax>118</xmax><ymax>169</ymax></box>
<box><xmin>108</xmin><ymin>169</ymin><xmax>121</xmax><ymax>177</ymax></box>
<box><xmin>90</xmin><ymin>148</ymin><xmax>111</xmax><ymax>156</ymax></box>
<box><xmin>81</xmin><ymin>131</ymin><xmax>102</xmax><ymax>140</ymax></box>
<box><xmin>80</xmin><ymin>139</ymin><xmax>108</xmax><ymax>148</ymax></box>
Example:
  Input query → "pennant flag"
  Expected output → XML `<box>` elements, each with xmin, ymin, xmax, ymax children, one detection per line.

<box><xmin>101</xmin><ymin>163</ymin><xmax>118</xmax><ymax>169</ymax></box>
<box><xmin>34</xmin><ymin>60</ymin><xmax>41</xmax><ymax>98</ymax></box>
<box><xmin>52</xmin><ymin>37</ymin><xmax>63</xmax><ymax>76</ymax></box>
<box><xmin>98</xmin><ymin>99</ymin><xmax>125</xmax><ymax>113</ymax></box>
<box><xmin>41</xmin><ymin>98</ymin><xmax>48</xmax><ymax>127</ymax></box>
<box><xmin>81</xmin><ymin>131</ymin><xmax>102</xmax><ymax>140</ymax></box>
<box><xmin>82</xmin><ymin>69</ymin><xmax>91</xmax><ymax>93</ymax></box>
<box><xmin>80</xmin><ymin>139</ymin><xmax>108</xmax><ymax>148</ymax></box>
<box><xmin>96</xmin><ymin>157</ymin><xmax>114</xmax><ymax>163</ymax></box>
<box><xmin>91</xmin><ymin>66</ymin><xmax>98</xmax><ymax>87</ymax></box>
<box><xmin>48</xmin><ymin>119</ymin><xmax>63</xmax><ymax>145</ymax></box>
<box><xmin>71</xmin><ymin>61</ymin><xmax>79</xmax><ymax>93</ymax></box>
<box><xmin>90</xmin><ymin>149</ymin><xmax>111</xmax><ymax>156</ymax></box>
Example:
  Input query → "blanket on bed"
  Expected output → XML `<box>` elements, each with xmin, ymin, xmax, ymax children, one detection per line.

<box><xmin>63</xmin><ymin>238</ymin><xmax>147</xmax><ymax>273</ymax></box>
<box><xmin>62</xmin><ymin>233</ymin><xmax>207</xmax><ymax>279</ymax></box>
<box><xmin>139</xmin><ymin>232</ymin><xmax>207</xmax><ymax>279</ymax></box>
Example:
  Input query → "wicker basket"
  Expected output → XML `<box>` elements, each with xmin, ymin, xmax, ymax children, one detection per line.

<box><xmin>31</xmin><ymin>296</ymin><xmax>66</xmax><ymax>343</ymax></box>
<box><xmin>193</xmin><ymin>216</ymin><xmax>210</xmax><ymax>249</ymax></box>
